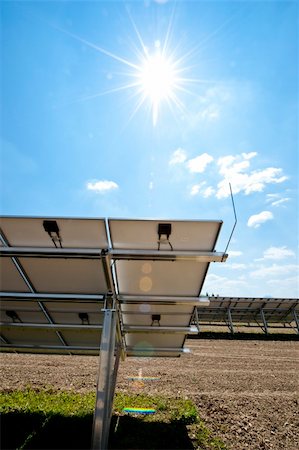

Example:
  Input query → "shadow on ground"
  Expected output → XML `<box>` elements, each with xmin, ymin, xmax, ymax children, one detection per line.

<box><xmin>188</xmin><ymin>331</ymin><xmax>299</xmax><ymax>341</ymax></box>
<box><xmin>1</xmin><ymin>412</ymin><xmax>194</xmax><ymax>449</ymax></box>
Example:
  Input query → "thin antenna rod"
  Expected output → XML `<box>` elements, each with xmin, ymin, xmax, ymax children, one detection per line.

<box><xmin>223</xmin><ymin>183</ymin><xmax>237</xmax><ymax>260</ymax></box>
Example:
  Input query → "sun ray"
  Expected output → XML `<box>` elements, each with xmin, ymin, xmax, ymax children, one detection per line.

<box><xmin>52</xmin><ymin>24</ymin><xmax>140</xmax><ymax>71</ymax></box>
<box><xmin>126</xmin><ymin>6</ymin><xmax>149</xmax><ymax>58</ymax></box>
<box><xmin>162</xmin><ymin>1</ymin><xmax>177</xmax><ymax>58</ymax></box>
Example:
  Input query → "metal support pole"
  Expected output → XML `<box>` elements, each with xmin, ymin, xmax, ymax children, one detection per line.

<box><xmin>92</xmin><ymin>308</ymin><xmax>117</xmax><ymax>450</ymax></box>
<box><xmin>108</xmin><ymin>345</ymin><xmax>121</xmax><ymax>423</ymax></box>
<box><xmin>292</xmin><ymin>309</ymin><xmax>299</xmax><ymax>334</ymax></box>
<box><xmin>194</xmin><ymin>307</ymin><xmax>200</xmax><ymax>333</ymax></box>
<box><xmin>227</xmin><ymin>308</ymin><xmax>234</xmax><ymax>334</ymax></box>
<box><xmin>260</xmin><ymin>309</ymin><xmax>268</xmax><ymax>334</ymax></box>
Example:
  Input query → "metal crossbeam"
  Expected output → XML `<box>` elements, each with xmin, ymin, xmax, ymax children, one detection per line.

<box><xmin>111</xmin><ymin>249</ymin><xmax>227</xmax><ymax>262</ymax></box>
<box><xmin>0</xmin><ymin>292</ymin><xmax>104</xmax><ymax>301</ymax></box>
<box><xmin>118</xmin><ymin>295</ymin><xmax>210</xmax><ymax>305</ymax></box>
<box><xmin>0</xmin><ymin>322</ymin><xmax>102</xmax><ymax>331</ymax></box>
<box><xmin>0</xmin><ymin>246</ymin><xmax>227</xmax><ymax>262</ymax></box>
<box><xmin>123</xmin><ymin>325</ymin><xmax>198</xmax><ymax>333</ymax></box>
<box><xmin>0</xmin><ymin>344</ymin><xmax>100</xmax><ymax>351</ymax></box>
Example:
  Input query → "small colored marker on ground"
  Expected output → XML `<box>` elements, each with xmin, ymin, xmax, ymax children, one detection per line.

<box><xmin>127</xmin><ymin>376</ymin><xmax>160</xmax><ymax>381</ymax></box>
<box><xmin>123</xmin><ymin>407</ymin><xmax>156</xmax><ymax>415</ymax></box>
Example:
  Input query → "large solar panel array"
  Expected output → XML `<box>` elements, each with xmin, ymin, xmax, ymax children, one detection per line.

<box><xmin>0</xmin><ymin>216</ymin><xmax>225</xmax><ymax>357</ymax></box>
<box><xmin>195</xmin><ymin>296</ymin><xmax>299</xmax><ymax>333</ymax></box>
<box><xmin>2</xmin><ymin>216</ymin><xmax>297</xmax><ymax>449</ymax></box>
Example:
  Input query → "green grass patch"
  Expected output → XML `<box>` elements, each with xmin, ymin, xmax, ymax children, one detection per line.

<box><xmin>0</xmin><ymin>389</ymin><xmax>228</xmax><ymax>449</ymax></box>
<box><xmin>0</xmin><ymin>389</ymin><xmax>95</xmax><ymax>417</ymax></box>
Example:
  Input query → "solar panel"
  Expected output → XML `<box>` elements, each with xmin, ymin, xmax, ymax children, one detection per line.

<box><xmin>0</xmin><ymin>217</ymin><xmax>108</xmax><ymax>248</ymax></box>
<box><xmin>0</xmin><ymin>215</ymin><xmax>228</xmax><ymax>448</ymax></box>
<box><xmin>108</xmin><ymin>218</ymin><xmax>222</xmax><ymax>250</ymax></box>
<box><xmin>195</xmin><ymin>297</ymin><xmax>299</xmax><ymax>332</ymax></box>
<box><xmin>0</xmin><ymin>217</ymin><xmax>110</xmax><ymax>355</ymax></box>
<box><xmin>107</xmin><ymin>219</ymin><xmax>223</xmax><ymax>357</ymax></box>
<box><xmin>0</xmin><ymin>216</ymin><xmax>225</xmax><ymax>357</ymax></box>
<box><xmin>1</xmin><ymin>258</ymin><xmax>31</xmax><ymax>292</ymax></box>
<box><xmin>17</xmin><ymin>258</ymin><xmax>108</xmax><ymax>294</ymax></box>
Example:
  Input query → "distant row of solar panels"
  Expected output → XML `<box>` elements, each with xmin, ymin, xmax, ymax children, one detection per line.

<box><xmin>195</xmin><ymin>297</ymin><xmax>299</xmax><ymax>331</ymax></box>
<box><xmin>0</xmin><ymin>217</ymin><xmax>225</xmax><ymax>356</ymax></box>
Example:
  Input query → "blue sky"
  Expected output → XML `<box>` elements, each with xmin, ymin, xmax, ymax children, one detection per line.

<box><xmin>1</xmin><ymin>0</ymin><xmax>298</xmax><ymax>298</ymax></box>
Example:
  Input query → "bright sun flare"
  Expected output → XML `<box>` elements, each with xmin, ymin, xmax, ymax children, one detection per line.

<box><xmin>57</xmin><ymin>12</ymin><xmax>196</xmax><ymax>126</ymax></box>
<box><xmin>139</xmin><ymin>52</ymin><xmax>177</xmax><ymax>125</ymax></box>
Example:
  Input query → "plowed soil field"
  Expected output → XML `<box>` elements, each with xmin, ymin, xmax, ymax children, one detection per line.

<box><xmin>1</xmin><ymin>339</ymin><xmax>298</xmax><ymax>450</ymax></box>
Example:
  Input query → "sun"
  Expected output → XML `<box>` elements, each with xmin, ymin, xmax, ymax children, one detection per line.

<box><xmin>138</xmin><ymin>50</ymin><xmax>178</xmax><ymax>125</ymax></box>
<box><xmin>56</xmin><ymin>12</ymin><xmax>196</xmax><ymax>126</ymax></box>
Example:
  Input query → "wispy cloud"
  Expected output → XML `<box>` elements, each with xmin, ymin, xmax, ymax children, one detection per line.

<box><xmin>247</xmin><ymin>211</ymin><xmax>273</xmax><ymax>228</ymax></box>
<box><xmin>192</xmin><ymin>86</ymin><xmax>232</xmax><ymax>124</ymax></box>
<box><xmin>250</xmin><ymin>263</ymin><xmax>299</xmax><ymax>279</ymax></box>
<box><xmin>169</xmin><ymin>148</ymin><xmax>187</xmax><ymax>165</ymax></box>
<box><xmin>261</xmin><ymin>246</ymin><xmax>295</xmax><ymax>260</ymax></box>
<box><xmin>266</xmin><ymin>193</ymin><xmax>290</xmax><ymax>207</ymax></box>
<box><xmin>187</xmin><ymin>153</ymin><xmax>213</xmax><ymax>173</ymax></box>
<box><xmin>199</xmin><ymin>104</ymin><xmax>220</xmax><ymax>121</ymax></box>
<box><xmin>226</xmin><ymin>263</ymin><xmax>247</xmax><ymax>270</ymax></box>
<box><xmin>86</xmin><ymin>180</ymin><xmax>119</xmax><ymax>193</ymax></box>
<box><xmin>271</xmin><ymin>198</ymin><xmax>290</xmax><ymax>207</ymax></box>
<box><xmin>228</xmin><ymin>250</ymin><xmax>243</xmax><ymax>257</ymax></box>
<box><xmin>216</xmin><ymin>152</ymin><xmax>288</xmax><ymax>198</ymax></box>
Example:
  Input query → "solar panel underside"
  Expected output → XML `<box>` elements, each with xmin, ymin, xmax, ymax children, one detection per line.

<box><xmin>0</xmin><ymin>217</ymin><xmax>108</xmax><ymax>354</ymax></box>
<box><xmin>109</xmin><ymin>219</ymin><xmax>222</xmax><ymax>357</ymax></box>
<box><xmin>0</xmin><ymin>217</ymin><xmax>223</xmax><ymax>357</ymax></box>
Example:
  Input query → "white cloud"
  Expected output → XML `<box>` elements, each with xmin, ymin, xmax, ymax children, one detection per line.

<box><xmin>190</xmin><ymin>182</ymin><xmax>206</xmax><ymax>196</ymax></box>
<box><xmin>190</xmin><ymin>182</ymin><xmax>215</xmax><ymax>198</ymax></box>
<box><xmin>149</xmin><ymin>181</ymin><xmax>154</xmax><ymax>190</ymax></box>
<box><xmin>250</xmin><ymin>263</ymin><xmax>299</xmax><ymax>279</ymax></box>
<box><xmin>247</xmin><ymin>211</ymin><xmax>273</xmax><ymax>228</ymax></box>
<box><xmin>228</xmin><ymin>250</ymin><xmax>243</xmax><ymax>257</ymax></box>
<box><xmin>216</xmin><ymin>152</ymin><xmax>288</xmax><ymax>199</ymax></box>
<box><xmin>86</xmin><ymin>180</ymin><xmax>119</xmax><ymax>193</ymax></box>
<box><xmin>187</xmin><ymin>153</ymin><xmax>213</xmax><ymax>173</ymax></box>
<box><xmin>242</xmin><ymin>152</ymin><xmax>257</xmax><ymax>160</ymax></box>
<box><xmin>226</xmin><ymin>263</ymin><xmax>247</xmax><ymax>270</ymax></box>
<box><xmin>265</xmin><ymin>276</ymin><xmax>299</xmax><ymax>297</ymax></box>
<box><xmin>169</xmin><ymin>148</ymin><xmax>187</xmax><ymax>165</ymax></box>
<box><xmin>202</xmin><ymin>186</ymin><xmax>215</xmax><ymax>198</ymax></box>
<box><xmin>203</xmin><ymin>273</ymin><xmax>248</xmax><ymax>296</ymax></box>
<box><xmin>262</xmin><ymin>246</ymin><xmax>295</xmax><ymax>260</ymax></box>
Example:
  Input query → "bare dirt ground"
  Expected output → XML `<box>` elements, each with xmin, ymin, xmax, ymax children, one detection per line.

<box><xmin>1</xmin><ymin>339</ymin><xmax>298</xmax><ymax>450</ymax></box>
